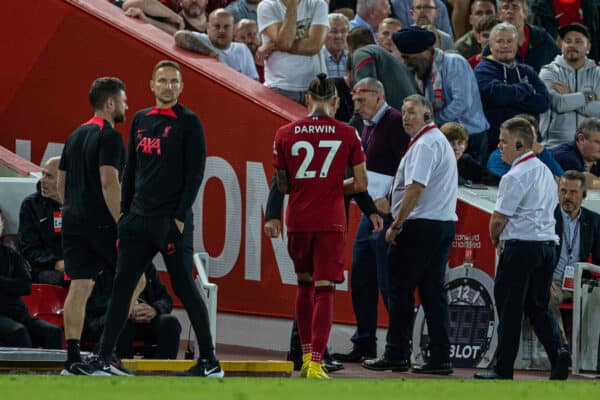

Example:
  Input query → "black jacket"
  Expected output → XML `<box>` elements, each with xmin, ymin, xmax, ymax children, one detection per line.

<box><xmin>18</xmin><ymin>184</ymin><xmax>63</xmax><ymax>278</ymax></box>
<box><xmin>554</xmin><ymin>206</ymin><xmax>600</xmax><ymax>266</ymax></box>
<box><xmin>0</xmin><ymin>244</ymin><xmax>32</xmax><ymax>322</ymax></box>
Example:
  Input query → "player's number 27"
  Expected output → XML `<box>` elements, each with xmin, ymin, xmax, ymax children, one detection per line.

<box><xmin>291</xmin><ymin>140</ymin><xmax>342</xmax><ymax>179</ymax></box>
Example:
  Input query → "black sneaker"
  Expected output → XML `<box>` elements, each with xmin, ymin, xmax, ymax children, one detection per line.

<box><xmin>68</xmin><ymin>357</ymin><xmax>112</xmax><ymax>376</ymax></box>
<box><xmin>110</xmin><ymin>354</ymin><xmax>133</xmax><ymax>376</ymax></box>
<box><xmin>177</xmin><ymin>359</ymin><xmax>225</xmax><ymax>378</ymax></box>
<box><xmin>550</xmin><ymin>348</ymin><xmax>571</xmax><ymax>380</ymax></box>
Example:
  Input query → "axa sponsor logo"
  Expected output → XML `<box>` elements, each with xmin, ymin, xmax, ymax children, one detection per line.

<box><xmin>136</xmin><ymin>137</ymin><xmax>162</xmax><ymax>155</ymax></box>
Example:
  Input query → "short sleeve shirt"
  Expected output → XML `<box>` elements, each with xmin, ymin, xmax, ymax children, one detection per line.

<box><xmin>273</xmin><ymin>115</ymin><xmax>365</xmax><ymax>232</ymax></box>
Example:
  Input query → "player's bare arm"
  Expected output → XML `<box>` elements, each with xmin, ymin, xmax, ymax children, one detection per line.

<box><xmin>343</xmin><ymin>161</ymin><xmax>367</xmax><ymax>195</ymax></box>
<box><xmin>276</xmin><ymin>169</ymin><xmax>290</xmax><ymax>194</ymax></box>
<box><xmin>99</xmin><ymin>165</ymin><xmax>121</xmax><ymax>223</ymax></box>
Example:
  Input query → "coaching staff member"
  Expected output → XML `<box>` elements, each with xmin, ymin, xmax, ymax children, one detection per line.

<box><xmin>474</xmin><ymin>117</ymin><xmax>570</xmax><ymax>380</ymax></box>
<box><xmin>363</xmin><ymin>94</ymin><xmax>457</xmax><ymax>375</ymax></box>
<box><xmin>75</xmin><ymin>60</ymin><xmax>221</xmax><ymax>377</ymax></box>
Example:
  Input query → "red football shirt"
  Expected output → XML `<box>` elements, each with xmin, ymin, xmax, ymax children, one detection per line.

<box><xmin>273</xmin><ymin>115</ymin><xmax>365</xmax><ymax>233</ymax></box>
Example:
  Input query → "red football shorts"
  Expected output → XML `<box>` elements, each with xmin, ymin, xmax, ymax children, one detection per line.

<box><xmin>287</xmin><ymin>231</ymin><xmax>346</xmax><ymax>283</ymax></box>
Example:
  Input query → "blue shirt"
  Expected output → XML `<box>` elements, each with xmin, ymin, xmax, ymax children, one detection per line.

<box><xmin>321</xmin><ymin>47</ymin><xmax>348</xmax><ymax>79</ymax></box>
<box><xmin>554</xmin><ymin>209</ymin><xmax>582</xmax><ymax>280</ymax></box>
<box><xmin>390</xmin><ymin>0</ymin><xmax>453</xmax><ymax>36</ymax></box>
<box><xmin>226</xmin><ymin>0</ymin><xmax>257</xmax><ymax>22</ymax></box>
<box><xmin>487</xmin><ymin>148</ymin><xmax>564</xmax><ymax>177</ymax></box>
<box><xmin>349</xmin><ymin>15</ymin><xmax>375</xmax><ymax>37</ymax></box>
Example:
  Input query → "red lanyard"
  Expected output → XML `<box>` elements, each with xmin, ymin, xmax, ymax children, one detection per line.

<box><xmin>403</xmin><ymin>123</ymin><xmax>437</xmax><ymax>156</ymax></box>
<box><xmin>512</xmin><ymin>152</ymin><xmax>535</xmax><ymax>168</ymax></box>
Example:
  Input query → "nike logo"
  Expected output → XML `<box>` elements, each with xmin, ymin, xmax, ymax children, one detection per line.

<box><xmin>137</xmin><ymin>129</ymin><xmax>147</xmax><ymax>133</ymax></box>
<box><xmin>40</xmin><ymin>217</ymin><xmax>48</xmax><ymax>222</ymax></box>
<box><xmin>204</xmin><ymin>367</ymin><xmax>219</xmax><ymax>376</ymax></box>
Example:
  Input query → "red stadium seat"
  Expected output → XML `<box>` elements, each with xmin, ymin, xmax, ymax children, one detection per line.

<box><xmin>21</xmin><ymin>284</ymin><xmax>67</xmax><ymax>328</ymax></box>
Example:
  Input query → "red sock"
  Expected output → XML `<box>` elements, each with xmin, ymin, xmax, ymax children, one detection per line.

<box><xmin>295</xmin><ymin>282</ymin><xmax>314</xmax><ymax>352</ymax></box>
<box><xmin>311</xmin><ymin>286</ymin><xmax>335</xmax><ymax>362</ymax></box>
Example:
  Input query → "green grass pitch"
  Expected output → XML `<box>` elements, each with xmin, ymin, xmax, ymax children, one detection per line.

<box><xmin>1</xmin><ymin>376</ymin><xmax>598</xmax><ymax>400</ymax></box>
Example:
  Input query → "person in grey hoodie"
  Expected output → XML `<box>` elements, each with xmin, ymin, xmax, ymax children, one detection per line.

<box><xmin>539</xmin><ymin>23</ymin><xmax>600</xmax><ymax>150</ymax></box>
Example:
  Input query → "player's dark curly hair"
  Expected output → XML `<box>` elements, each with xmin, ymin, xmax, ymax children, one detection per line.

<box><xmin>89</xmin><ymin>77</ymin><xmax>126</xmax><ymax>111</ymax></box>
<box><xmin>308</xmin><ymin>73</ymin><xmax>337</xmax><ymax>101</ymax></box>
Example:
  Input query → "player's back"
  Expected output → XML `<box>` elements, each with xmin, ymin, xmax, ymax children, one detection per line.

<box><xmin>59</xmin><ymin>117</ymin><xmax>124</xmax><ymax>232</ymax></box>
<box><xmin>275</xmin><ymin>115</ymin><xmax>365</xmax><ymax>233</ymax></box>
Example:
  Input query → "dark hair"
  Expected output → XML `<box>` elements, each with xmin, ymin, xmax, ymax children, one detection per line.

<box><xmin>561</xmin><ymin>170</ymin><xmax>587</xmax><ymax>196</ymax></box>
<box><xmin>475</xmin><ymin>15</ymin><xmax>500</xmax><ymax>33</ymax></box>
<box><xmin>441</xmin><ymin>122</ymin><xmax>469</xmax><ymax>143</ymax></box>
<box><xmin>152</xmin><ymin>60</ymin><xmax>182</xmax><ymax>79</ymax></box>
<box><xmin>347</xmin><ymin>27</ymin><xmax>375</xmax><ymax>52</ymax></box>
<box><xmin>88</xmin><ymin>77</ymin><xmax>126</xmax><ymax>111</ymax></box>
<box><xmin>308</xmin><ymin>73</ymin><xmax>337</xmax><ymax>101</ymax></box>
<box><xmin>501</xmin><ymin>117</ymin><xmax>533</xmax><ymax>147</ymax></box>
<box><xmin>470</xmin><ymin>0</ymin><xmax>497</xmax><ymax>12</ymax></box>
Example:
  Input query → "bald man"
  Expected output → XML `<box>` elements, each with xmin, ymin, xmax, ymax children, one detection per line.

<box><xmin>19</xmin><ymin>157</ymin><xmax>67</xmax><ymax>286</ymax></box>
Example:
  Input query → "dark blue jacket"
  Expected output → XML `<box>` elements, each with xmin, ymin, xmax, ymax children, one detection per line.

<box><xmin>520</xmin><ymin>24</ymin><xmax>560</xmax><ymax>73</ymax></box>
<box><xmin>552</xmin><ymin>141</ymin><xmax>600</xmax><ymax>176</ymax></box>
<box><xmin>475</xmin><ymin>56</ymin><xmax>550</xmax><ymax>151</ymax></box>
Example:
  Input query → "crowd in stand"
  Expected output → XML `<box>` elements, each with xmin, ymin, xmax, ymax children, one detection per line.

<box><xmin>2</xmin><ymin>0</ymin><xmax>600</xmax><ymax>375</ymax></box>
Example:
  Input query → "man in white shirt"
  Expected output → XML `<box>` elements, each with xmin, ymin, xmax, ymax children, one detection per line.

<box><xmin>362</xmin><ymin>94</ymin><xmax>457</xmax><ymax>375</ymax></box>
<box><xmin>174</xmin><ymin>9</ymin><xmax>259</xmax><ymax>80</ymax></box>
<box><xmin>256</xmin><ymin>0</ymin><xmax>329</xmax><ymax>104</ymax></box>
<box><xmin>474</xmin><ymin>117</ymin><xmax>570</xmax><ymax>380</ymax></box>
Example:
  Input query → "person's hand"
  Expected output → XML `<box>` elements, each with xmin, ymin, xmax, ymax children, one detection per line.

<box><xmin>552</xmin><ymin>81</ymin><xmax>571</xmax><ymax>94</ymax></box>
<box><xmin>369</xmin><ymin>213</ymin><xmax>384</xmax><ymax>233</ymax></box>
<box><xmin>168</xmin><ymin>13</ymin><xmax>185</xmax><ymax>30</ymax></box>
<box><xmin>174</xmin><ymin>218</ymin><xmax>184</xmax><ymax>234</ymax></box>
<box><xmin>281</xmin><ymin>0</ymin><xmax>299</xmax><ymax>8</ymax></box>
<box><xmin>550</xmin><ymin>281</ymin><xmax>560</xmax><ymax>297</ymax></box>
<box><xmin>133</xmin><ymin>303</ymin><xmax>157</xmax><ymax>323</ymax></box>
<box><xmin>124</xmin><ymin>7</ymin><xmax>147</xmax><ymax>21</ymax></box>
<box><xmin>255</xmin><ymin>42</ymin><xmax>275</xmax><ymax>66</ymax></box>
<box><xmin>374</xmin><ymin>197</ymin><xmax>390</xmax><ymax>214</ymax></box>
<box><xmin>264</xmin><ymin>219</ymin><xmax>281</xmax><ymax>237</ymax></box>
<box><xmin>385</xmin><ymin>223</ymin><xmax>402</xmax><ymax>245</ymax></box>
<box><xmin>54</xmin><ymin>259</ymin><xmax>65</xmax><ymax>272</ymax></box>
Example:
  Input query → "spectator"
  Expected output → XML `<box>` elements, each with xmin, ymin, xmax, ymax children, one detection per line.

<box><xmin>539</xmin><ymin>23</ymin><xmax>600</xmax><ymax>150</ymax></box>
<box><xmin>347</xmin><ymin>27</ymin><xmax>417</xmax><ymax>114</ymax></box>
<box><xmin>175</xmin><ymin>9</ymin><xmax>259</xmax><ymax>80</ymax></box>
<box><xmin>530</xmin><ymin>0</ymin><xmax>600</xmax><ymax>63</ymax></box>
<box><xmin>455</xmin><ymin>0</ymin><xmax>496</xmax><ymax>59</ymax></box>
<box><xmin>495</xmin><ymin>0</ymin><xmax>559</xmax><ymax>73</ymax></box>
<box><xmin>333</xmin><ymin>78</ymin><xmax>408</xmax><ymax>363</ymax></box>
<box><xmin>226</xmin><ymin>0</ymin><xmax>260</xmax><ymax>22</ymax></box>
<box><xmin>83</xmin><ymin>265</ymin><xmax>181</xmax><ymax>359</ymax></box>
<box><xmin>234</xmin><ymin>19</ymin><xmax>264</xmax><ymax>81</ymax></box>
<box><xmin>393</xmin><ymin>26</ymin><xmax>489</xmax><ymax>164</ymax></box>
<box><xmin>441</xmin><ymin>122</ymin><xmax>500</xmax><ymax>185</ymax></box>
<box><xmin>549</xmin><ymin>171</ymin><xmax>600</xmax><ymax>347</ymax></box>
<box><xmin>350</xmin><ymin>0</ymin><xmax>391</xmax><ymax>37</ymax></box>
<box><xmin>390</xmin><ymin>0</ymin><xmax>453</xmax><ymax>36</ymax></box>
<box><xmin>467</xmin><ymin>15</ymin><xmax>499</xmax><ymax>69</ymax></box>
<box><xmin>122</xmin><ymin>0</ymin><xmax>185</xmax><ymax>35</ymax></box>
<box><xmin>487</xmin><ymin>113</ymin><xmax>564</xmax><ymax>178</ymax></box>
<box><xmin>553</xmin><ymin>118</ymin><xmax>600</xmax><ymax>190</ymax></box>
<box><xmin>376</xmin><ymin>17</ymin><xmax>402</xmax><ymax>59</ymax></box>
<box><xmin>410</xmin><ymin>0</ymin><xmax>454</xmax><ymax>51</ymax></box>
<box><xmin>475</xmin><ymin>22</ymin><xmax>549</xmax><ymax>154</ymax></box>
<box><xmin>321</xmin><ymin>13</ymin><xmax>350</xmax><ymax>79</ymax></box>
<box><xmin>180</xmin><ymin>0</ymin><xmax>209</xmax><ymax>32</ymax></box>
<box><xmin>18</xmin><ymin>157</ymin><xmax>67</xmax><ymax>287</ymax></box>
<box><xmin>256</xmin><ymin>0</ymin><xmax>329</xmax><ymax>105</ymax></box>
<box><xmin>0</xmin><ymin>208</ymin><xmax>63</xmax><ymax>349</ymax></box>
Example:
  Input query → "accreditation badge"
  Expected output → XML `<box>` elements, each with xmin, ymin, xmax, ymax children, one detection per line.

<box><xmin>53</xmin><ymin>211</ymin><xmax>62</xmax><ymax>233</ymax></box>
<box><xmin>562</xmin><ymin>265</ymin><xmax>575</xmax><ymax>292</ymax></box>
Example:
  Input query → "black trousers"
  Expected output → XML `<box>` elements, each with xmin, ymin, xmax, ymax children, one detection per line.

<box><xmin>384</xmin><ymin>219</ymin><xmax>455</xmax><ymax>363</ymax></box>
<box><xmin>98</xmin><ymin>212</ymin><xmax>214</xmax><ymax>360</ymax></box>
<box><xmin>493</xmin><ymin>240</ymin><xmax>561</xmax><ymax>378</ymax></box>
<box><xmin>0</xmin><ymin>315</ymin><xmax>63</xmax><ymax>349</ymax></box>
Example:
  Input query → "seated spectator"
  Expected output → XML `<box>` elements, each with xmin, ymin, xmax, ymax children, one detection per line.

<box><xmin>376</xmin><ymin>17</ymin><xmax>402</xmax><ymax>59</ymax></box>
<box><xmin>122</xmin><ymin>0</ymin><xmax>185</xmax><ymax>35</ymax></box>
<box><xmin>475</xmin><ymin>22</ymin><xmax>549</xmax><ymax>154</ymax></box>
<box><xmin>530</xmin><ymin>0</ymin><xmax>600</xmax><ymax>63</ymax></box>
<box><xmin>83</xmin><ymin>265</ymin><xmax>181</xmax><ymax>359</ymax></box>
<box><xmin>455</xmin><ymin>0</ymin><xmax>496</xmax><ymax>59</ymax></box>
<box><xmin>553</xmin><ymin>118</ymin><xmax>600</xmax><ymax>190</ymax></box>
<box><xmin>0</xmin><ymin>208</ymin><xmax>63</xmax><ymax>349</ymax></box>
<box><xmin>549</xmin><ymin>170</ymin><xmax>600</xmax><ymax>346</ymax></box>
<box><xmin>256</xmin><ymin>0</ymin><xmax>328</xmax><ymax>105</ymax></box>
<box><xmin>539</xmin><ymin>23</ymin><xmax>600</xmax><ymax>150</ymax></box>
<box><xmin>350</xmin><ymin>0</ymin><xmax>391</xmax><ymax>37</ymax></box>
<box><xmin>487</xmin><ymin>113</ymin><xmax>564</xmax><ymax>177</ymax></box>
<box><xmin>226</xmin><ymin>0</ymin><xmax>259</xmax><ymax>23</ymax></box>
<box><xmin>18</xmin><ymin>157</ymin><xmax>67</xmax><ymax>287</ymax></box>
<box><xmin>180</xmin><ymin>0</ymin><xmax>209</xmax><ymax>32</ymax></box>
<box><xmin>441</xmin><ymin>122</ymin><xmax>500</xmax><ymax>185</ymax></box>
<box><xmin>495</xmin><ymin>0</ymin><xmax>559</xmax><ymax>73</ymax></box>
<box><xmin>467</xmin><ymin>15</ymin><xmax>499</xmax><ymax>69</ymax></box>
<box><xmin>410</xmin><ymin>0</ymin><xmax>454</xmax><ymax>50</ymax></box>
<box><xmin>393</xmin><ymin>26</ymin><xmax>490</xmax><ymax>164</ymax></box>
<box><xmin>321</xmin><ymin>13</ymin><xmax>350</xmax><ymax>79</ymax></box>
<box><xmin>175</xmin><ymin>9</ymin><xmax>259</xmax><ymax>80</ymax></box>
<box><xmin>390</xmin><ymin>0</ymin><xmax>452</xmax><ymax>36</ymax></box>
<box><xmin>234</xmin><ymin>18</ymin><xmax>263</xmax><ymax>80</ymax></box>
